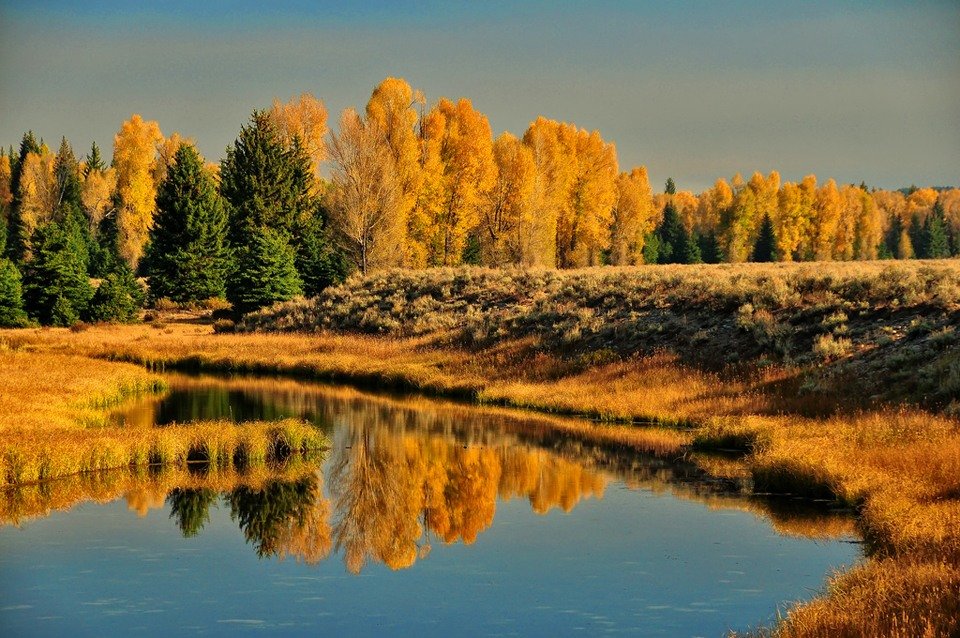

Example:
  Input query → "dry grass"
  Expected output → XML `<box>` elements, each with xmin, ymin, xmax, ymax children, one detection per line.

<box><xmin>2</xmin><ymin>261</ymin><xmax>959</xmax><ymax>636</ymax></box>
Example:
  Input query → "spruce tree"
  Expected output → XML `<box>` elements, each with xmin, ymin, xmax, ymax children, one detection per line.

<box><xmin>23</xmin><ymin>221</ymin><xmax>94</xmax><ymax>326</ymax></box>
<box><xmin>908</xmin><ymin>214</ymin><xmax>924</xmax><ymax>258</ymax></box>
<box><xmin>85</xmin><ymin>141</ymin><xmax>105</xmax><ymax>175</ymax></box>
<box><xmin>0</xmin><ymin>258</ymin><xmax>29</xmax><ymax>327</ymax></box>
<box><xmin>641</xmin><ymin>232</ymin><xmax>659</xmax><ymax>265</ymax></box>
<box><xmin>226</xmin><ymin>227</ymin><xmax>302</xmax><ymax>315</ymax></box>
<box><xmin>698</xmin><ymin>230</ymin><xmax>723</xmax><ymax>264</ymax></box>
<box><xmin>295</xmin><ymin>211</ymin><xmax>349</xmax><ymax>297</ymax></box>
<box><xmin>664</xmin><ymin>177</ymin><xmax>676</xmax><ymax>195</ymax></box>
<box><xmin>148</xmin><ymin>144</ymin><xmax>230</xmax><ymax>303</ymax></box>
<box><xmin>220</xmin><ymin>111</ymin><xmax>301</xmax><ymax>245</ymax></box>
<box><xmin>87</xmin><ymin>263</ymin><xmax>145</xmax><ymax>323</ymax></box>
<box><xmin>923</xmin><ymin>201</ymin><xmax>950</xmax><ymax>259</ymax></box>
<box><xmin>751</xmin><ymin>214</ymin><xmax>777</xmax><ymax>262</ymax></box>
<box><xmin>884</xmin><ymin>213</ymin><xmax>904</xmax><ymax>259</ymax></box>
<box><xmin>655</xmin><ymin>203</ymin><xmax>696</xmax><ymax>264</ymax></box>
<box><xmin>52</xmin><ymin>138</ymin><xmax>92</xmax><ymax>273</ymax></box>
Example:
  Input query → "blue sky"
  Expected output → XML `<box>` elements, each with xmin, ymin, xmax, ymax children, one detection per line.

<box><xmin>1</xmin><ymin>1</ymin><xmax>957</xmax><ymax>191</ymax></box>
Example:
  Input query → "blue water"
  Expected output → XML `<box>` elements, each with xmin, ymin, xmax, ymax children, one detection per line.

<box><xmin>0</xmin><ymin>376</ymin><xmax>860</xmax><ymax>637</ymax></box>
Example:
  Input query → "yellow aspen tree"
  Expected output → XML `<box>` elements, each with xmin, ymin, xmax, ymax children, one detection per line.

<box><xmin>153</xmin><ymin>132</ymin><xmax>190</xmax><ymax>185</ymax></box>
<box><xmin>721</xmin><ymin>172</ymin><xmax>767</xmax><ymax>262</ymax></box>
<box><xmin>365</xmin><ymin>77</ymin><xmax>424</xmax><ymax>266</ymax></box>
<box><xmin>906</xmin><ymin>187</ymin><xmax>938</xmax><ymax>222</ymax></box>
<box><xmin>522</xmin><ymin>117</ymin><xmax>577</xmax><ymax>268</ymax></box>
<box><xmin>609</xmin><ymin>166</ymin><xmax>655</xmax><ymax>265</ymax></box>
<box><xmin>16</xmin><ymin>150</ymin><xmax>57</xmax><ymax>256</ymax></box>
<box><xmin>853</xmin><ymin>190</ymin><xmax>882</xmax><ymax>260</ymax></box>
<box><xmin>478</xmin><ymin>132</ymin><xmax>537</xmax><ymax>265</ymax></box>
<box><xmin>811</xmin><ymin>179</ymin><xmax>842</xmax><ymax>261</ymax></box>
<box><xmin>81</xmin><ymin>165</ymin><xmax>117</xmax><ymax>229</ymax></box>
<box><xmin>268</xmin><ymin>92</ymin><xmax>329</xmax><ymax>178</ymax></box>
<box><xmin>696</xmin><ymin>178</ymin><xmax>733</xmax><ymax>235</ymax></box>
<box><xmin>560</xmin><ymin>127</ymin><xmax>617</xmax><ymax>267</ymax></box>
<box><xmin>418</xmin><ymin>98</ymin><xmax>495</xmax><ymax>266</ymax></box>
<box><xmin>328</xmin><ymin>108</ymin><xmax>405</xmax><ymax>273</ymax></box>
<box><xmin>833</xmin><ymin>184</ymin><xmax>863</xmax><ymax>260</ymax></box>
<box><xmin>673</xmin><ymin>190</ymin><xmax>699</xmax><ymax>233</ymax></box>
<box><xmin>113</xmin><ymin>114</ymin><xmax>163</xmax><ymax>267</ymax></box>
<box><xmin>775</xmin><ymin>175</ymin><xmax>816</xmax><ymax>261</ymax></box>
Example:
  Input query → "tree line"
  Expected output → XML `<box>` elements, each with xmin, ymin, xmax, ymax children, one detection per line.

<box><xmin>0</xmin><ymin>76</ymin><xmax>957</xmax><ymax>327</ymax></box>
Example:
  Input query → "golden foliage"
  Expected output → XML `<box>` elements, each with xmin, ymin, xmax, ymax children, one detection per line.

<box><xmin>113</xmin><ymin>114</ymin><xmax>163</xmax><ymax>267</ymax></box>
<box><xmin>268</xmin><ymin>92</ymin><xmax>329</xmax><ymax>178</ymax></box>
<box><xmin>16</xmin><ymin>150</ymin><xmax>57</xmax><ymax>254</ymax></box>
<box><xmin>609</xmin><ymin>166</ymin><xmax>655</xmax><ymax>265</ymax></box>
<box><xmin>81</xmin><ymin>165</ymin><xmax>117</xmax><ymax>228</ymax></box>
<box><xmin>0</xmin><ymin>154</ymin><xmax>12</xmax><ymax>212</ymax></box>
<box><xmin>417</xmin><ymin>97</ymin><xmax>496</xmax><ymax>266</ymax></box>
<box><xmin>329</xmin><ymin>108</ymin><xmax>405</xmax><ymax>272</ymax></box>
<box><xmin>478</xmin><ymin>132</ymin><xmax>539</xmax><ymax>265</ymax></box>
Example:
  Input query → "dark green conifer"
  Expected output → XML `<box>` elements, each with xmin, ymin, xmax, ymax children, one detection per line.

<box><xmin>751</xmin><ymin>213</ymin><xmax>777</xmax><ymax>262</ymax></box>
<box><xmin>908</xmin><ymin>214</ymin><xmax>924</xmax><ymax>258</ymax></box>
<box><xmin>23</xmin><ymin>221</ymin><xmax>94</xmax><ymax>326</ymax></box>
<box><xmin>85</xmin><ymin>142</ymin><xmax>105</xmax><ymax>175</ymax></box>
<box><xmin>148</xmin><ymin>144</ymin><xmax>230</xmax><ymax>303</ymax></box>
<box><xmin>922</xmin><ymin>201</ymin><xmax>950</xmax><ymax>259</ymax></box>
<box><xmin>87</xmin><ymin>263</ymin><xmax>145</xmax><ymax>323</ymax></box>
<box><xmin>655</xmin><ymin>203</ymin><xmax>697</xmax><ymax>264</ymax></box>
<box><xmin>226</xmin><ymin>227</ymin><xmax>302</xmax><ymax>315</ymax></box>
<box><xmin>0</xmin><ymin>258</ymin><xmax>29</xmax><ymax>327</ymax></box>
<box><xmin>664</xmin><ymin>177</ymin><xmax>676</xmax><ymax>195</ymax></box>
<box><xmin>697</xmin><ymin>230</ymin><xmax>723</xmax><ymax>264</ymax></box>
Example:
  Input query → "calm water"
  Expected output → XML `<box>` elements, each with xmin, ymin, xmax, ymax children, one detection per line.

<box><xmin>0</xmin><ymin>375</ymin><xmax>860</xmax><ymax>637</ymax></box>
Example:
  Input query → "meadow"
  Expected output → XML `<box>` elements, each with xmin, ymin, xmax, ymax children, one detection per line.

<box><xmin>1</xmin><ymin>260</ymin><xmax>958</xmax><ymax>636</ymax></box>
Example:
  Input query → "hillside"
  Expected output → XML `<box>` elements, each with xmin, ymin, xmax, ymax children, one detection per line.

<box><xmin>240</xmin><ymin>261</ymin><xmax>960</xmax><ymax>412</ymax></box>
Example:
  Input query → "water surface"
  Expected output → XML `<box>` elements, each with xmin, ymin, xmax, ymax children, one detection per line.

<box><xmin>0</xmin><ymin>375</ymin><xmax>860</xmax><ymax>637</ymax></box>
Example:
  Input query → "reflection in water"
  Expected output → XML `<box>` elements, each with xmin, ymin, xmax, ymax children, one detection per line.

<box><xmin>2</xmin><ymin>375</ymin><xmax>858</xmax><ymax>575</ymax></box>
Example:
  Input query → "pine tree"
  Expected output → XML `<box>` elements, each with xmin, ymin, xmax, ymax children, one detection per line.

<box><xmin>655</xmin><ymin>202</ymin><xmax>696</xmax><ymax>264</ymax></box>
<box><xmin>883</xmin><ymin>213</ymin><xmax>904</xmax><ymax>259</ymax></box>
<box><xmin>641</xmin><ymin>231</ymin><xmax>660</xmax><ymax>265</ymax></box>
<box><xmin>148</xmin><ymin>144</ymin><xmax>230</xmax><ymax>303</ymax></box>
<box><xmin>226</xmin><ymin>227</ymin><xmax>302</xmax><ymax>315</ymax></box>
<box><xmin>923</xmin><ymin>201</ymin><xmax>950</xmax><ymax>259</ymax></box>
<box><xmin>698</xmin><ymin>230</ymin><xmax>723</xmax><ymax>264</ymax></box>
<box><xmin>295</xmin><ymin>210</ymin><xmax>349</xmax><ymax>297</ymax></box>
<box><xmin>23</xmin><ymin>221</ymin><xmax>94</xmax><ymax>326</ymax></box>
<box><xmin>53</xmin><ymin>138</ymin><xmax>92</xmax><ymax>273</ymax></box>
<box><xmin>87</xmin><ymin>263</ymin><xmax>145</xmax><ymax>323</ymax></box>
<box><xmin>0</xmin><ymin>258</ymin><xmax>29</xmax><ymax>327</ymax></box>
<box><xmin>908</xmin><ymin>214</ymin><xmax>924</xmax><ymax>258</ymax></box>
<box><xmin>220</xmin><ymin>111</ymin><xmax>302</xmax><ymax>245</ymax></box>
<box><xmin>85</xmin><ymin>142</ymin><xmax>105</xmax><ymax>175</ymax></box>
<box><xmin>664</xmin><ymin>177</ymin><xmax>676</xmax><ymax>195</ymax></box>
<box><xmin>751</xmin><ymin>214</ymin><xmax>777</xmax><ymax>262</ymax></box>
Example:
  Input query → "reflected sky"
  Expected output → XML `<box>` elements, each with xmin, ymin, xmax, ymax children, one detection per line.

<box><xmin>0</xmin><ymin>375</ymin><xmax>861</xmax><ymax>636</ymax></box>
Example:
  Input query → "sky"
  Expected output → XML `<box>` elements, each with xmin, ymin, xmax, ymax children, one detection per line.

<box><xmin>1</xmin><ymin>0</ymin><xmax>957</xmax><ymax>192</ymax></box>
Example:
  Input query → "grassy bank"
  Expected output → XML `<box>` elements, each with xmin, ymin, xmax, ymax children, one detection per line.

<box><xmin>1</xmin><ymin>261</ymin><xmax>958</xmax><ymax>636</ymax></box>
<box><xmin>0</xmin><ymin>349</ymin><xmax>326</xmax><ymax>487</ymax></box>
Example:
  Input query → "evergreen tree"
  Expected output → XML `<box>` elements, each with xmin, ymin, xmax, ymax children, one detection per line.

<box><xmin>85</xmin><ymin>141</ymin><xmax>105</xmax><ymax>175</ymax></box>
<box><xmin>884</xmin><ymin>213</ymin><xmax>904</xmax><ymax>259</ymax></box>
<box><xmin>226</xmin><ymin>227</ymin><xmax>302</xmax><ymax>315</ymax></box>
<box><xmin>0</xmin><ymin>258</ymin><xmax>29</xmax><ymax>327</ymax></box>
<box><xmin>655</xmin><ymin>202</ymin><xmax>696</xmax><ymax>264</ymax></box>
<box><xmin>697</xmin><ymin>230</ymin><xmax>723</xmax><ymax>264</ymax></box>
<box><xmin>6</xmin><ymin>132</ymin><xmax>42</xmax><ymax>264</ymax></box>
<box><xmin>87</xmin><ymin>263</ymin><xmax>145</xmax><ymax>323</ymax></box>
<box><xmin>295</xmin><ymin>210</ymin><xmax>350</xmax><ymax>297</ymax></box>
<box><xmin>923</xmin><ymin>201</ymin><xmax>950</xmax><ymax>259</ymax></box>
<box><xmin>908</xmin><ymin>214</ymin><xmax>924</xmax><ymax>258</ymax></box>
<box><xmin>52</xmin><ymin>138</ymin><xmax>92</xmax><ymax>273</ymax></box>
<box><xmin>23</xmin><ymin>221</ymin><xmax>94</xmax><ymax>326</ymax></box>
<box><xmin>664</xmin><ymin>177</ymin><xmax>676</xmax><ymax>195</ymax></box>
<box><xmin>751</xmin><ymin>214</ymin><xmax>777</xmax><ymax>262</ymax></box>
<box><xmin>220</xmin><ymin>111</ymin><xmax>302</xmax><ymax>245</ymax></box>
<box><xmin>90</xmin><ymin>207</ymin><xmax>122</xmax><ymax>278</ymax></box>
<box><xmin>148</xmin><ymin>144</ymin><xmax>230</xmax><ymax>303</ymax></box>
<box><xmin>641</xmin><ymin>231</ymin><xmax>660</xmax><ymax>264</ymax></box>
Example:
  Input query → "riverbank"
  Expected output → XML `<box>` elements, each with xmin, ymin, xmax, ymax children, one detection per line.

<box><xmin>1</xmin><ymin>261</ymin><xmax>958</xmax><ymax>636</ymax></box>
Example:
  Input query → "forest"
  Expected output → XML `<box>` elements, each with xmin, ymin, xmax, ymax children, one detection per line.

<box><xmin>0</xmin><ymin>76</ymin><xmax>957</xmax><ymax>327</ymax></box>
